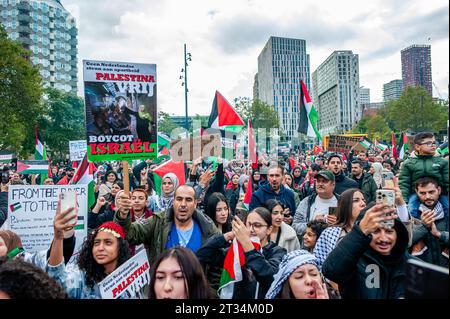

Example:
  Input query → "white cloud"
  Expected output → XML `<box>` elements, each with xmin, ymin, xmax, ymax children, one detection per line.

<box><xmin>62</xmin><ymin>0</ymin><xmax>449</xmax><ymax>113</ymax></box>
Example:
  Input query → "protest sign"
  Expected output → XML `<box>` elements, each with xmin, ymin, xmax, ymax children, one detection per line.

<box><xmin>83</xmin><ymin>60</ymin><xmax>157</xmax><ymax>162</ymax></box>
<box><xmin>69</xmin><ymin>140</ymin><xmax>87</xmax><ymax>161</ymax></box>
<box><xmin>7</xmin><ymin>185</ymin><xmax>88</xmax><ymax>256</ymax></box>
<box><xmin>99</xmin><ymin>250</ymin><xmax>150</xmax><ymax>299</ymax></box>
<box><xmin>328</xmin><ymin>135</ymin><xmax>366</xmax><ymax>153</ymax></box>
<box><xmin>170</xmin><ymin>133</ymin><xmax>222</xmax><ymax>161</ymax></box>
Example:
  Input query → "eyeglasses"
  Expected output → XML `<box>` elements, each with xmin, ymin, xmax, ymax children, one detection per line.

<box><xmin>246</xmin><ymin>222</ymin><xmax>268</xmax><ymax>230</ymax></box>
<box><xmin>419</xmin><ymin>141</ymin><xmax>437</xmax><ymax>147</ymax></box>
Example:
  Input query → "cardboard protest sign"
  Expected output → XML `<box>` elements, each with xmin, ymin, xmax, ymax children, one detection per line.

<box><xmin>328</xmin><ymin>135</ymin><xmax>366</xmax><ymax>153</ymax></box>
<box><xmin>69</xmin><ymin>140</ymin><xmax>87</xmax><ymax>161</ymax></box>
<box><xmin>99</xmin><ymin>250</ymin><xmax>150</xmax><ymax>299</ymax></box>
<box><xmin>170</xmin><ymin>133</ymin><xmax>222</xmax><ymax>161</ymax></box>
<box><xmin>7</xmin><ymin>185</ymin><xmax>88</xmax><ymax>256</ymax></box>
<box><xmin>83</xmin><ymin>60</ymin><xmax>157</xmax><ymax>162</ymax></box>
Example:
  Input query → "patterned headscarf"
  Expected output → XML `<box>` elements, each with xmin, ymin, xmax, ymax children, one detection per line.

<box><xmin>265</xmin><ymin>250</ymin><xmax>319</xmax><ymax>299</ymax></box>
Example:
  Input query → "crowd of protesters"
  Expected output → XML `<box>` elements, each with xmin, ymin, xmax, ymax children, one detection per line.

<box><xmin>0</xmin><ymin>131</ymin><xmax>448</xmax><ymax>299</ymax></box>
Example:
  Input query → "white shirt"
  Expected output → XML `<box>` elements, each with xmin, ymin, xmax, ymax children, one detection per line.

<box><xmin>309</xmin><ymin>196</ymin><xmax>338</xmax><ymax>221</ymax></box>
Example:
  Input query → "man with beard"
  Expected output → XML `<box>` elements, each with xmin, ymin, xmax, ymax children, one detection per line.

<box><xmin>327</xmin><ymin>154</ymin><xmax>358</xmax><ymax>195</ymax></box>
<box><xmin>293</xmin><ymin>170</ymin><xmax>339</xmax><ymax>238</ymax></box>
<box><xmin>56</xmin><ymin>167</ymin><xmax>75</xmax><ymax>185</ymax></box>
<box><xmin>114</xmin><ymin>185</ymin><xmax>220</xmax><ymax>264</ymax></box>
<box><xmin>249</xmin><ymin>164</ymin><xmax>297</xmax><ymax>219</ymax></box>
<box><xmin>410</xmin><ymin>177</ymin><xmax>449</xmax><ymax>267</ymax></box>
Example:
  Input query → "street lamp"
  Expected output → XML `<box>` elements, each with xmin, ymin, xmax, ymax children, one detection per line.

<box><xmin>180</xmin><ymin>44</ymin><xmax>192</xmax><ymax>133</ymax></box>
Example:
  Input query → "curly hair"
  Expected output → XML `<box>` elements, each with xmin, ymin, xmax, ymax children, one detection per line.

<box><xmin>0</xmin><ymin>257</ymin><xmax>67</xmax><ymax>299</ymax></box>
<box><xmin>77</xmin><ymin>228</ymin><xmax>131</xmax><ymax>289</ymax></box>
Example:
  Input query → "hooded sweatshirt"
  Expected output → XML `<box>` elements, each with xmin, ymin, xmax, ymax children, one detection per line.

<box><xmin>249</xmin><ymin>183</ymin><xmax>296</xmax><ymax>215</ymax></box>
<box><xmin>322</xmin><ymin>219</ymin><xmax>412</xmax><ymax>299</ymax></box>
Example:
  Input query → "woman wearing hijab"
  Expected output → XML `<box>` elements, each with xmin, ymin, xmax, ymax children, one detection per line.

<box><xmin>370</xmin><ymin>162</ymin><xmax>383</xmax><ymax>189</ymax></box>
<box><xmin>148</xmin><ymin>173</ymin><xmax>179</xmax><ymax>213</ymax></box>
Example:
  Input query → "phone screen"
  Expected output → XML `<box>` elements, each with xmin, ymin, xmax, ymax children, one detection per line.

<box><xmin>60</xmin><ymin>191</ymin><xmax>77</xmax><ymax>225</ymax></box>
<box><xmin>328</xmin><ymin>207</ymin><xmax>337</xmax><ymax>216</ymax></box>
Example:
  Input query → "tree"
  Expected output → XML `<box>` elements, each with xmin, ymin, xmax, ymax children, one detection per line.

<box><xmin>234</xmin><ymin>97</ymin><xmax>280</xmax><ymax>130</ymax></box>
<box><xmin>0</xmin><ymin>26</ymin><xmax>44</xmax><ymax>157</ymax></box>
<box><xmin>387</xmin><ymin>86</ymin><xmax>448</xmax><ymax>133</ymax></box>
<box><xmin>35</xmin><ymin>88</ymin><xmax>85</xmax><ymax>160</ymax></box>
<box><xmin>352</xmin><ymin>115</ymin><xmax>391</xmax><ymax>141</ymax></box>
<box><xmin>157</xmin><ymin>111</ymin><xmax>177</xmax><ymax>135</ymax></box>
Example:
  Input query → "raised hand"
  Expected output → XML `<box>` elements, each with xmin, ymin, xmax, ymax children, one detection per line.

<box><xmin>359</xmin><ymin>203</ymin><xmax>398</xmax><ymax>235</ymax></box>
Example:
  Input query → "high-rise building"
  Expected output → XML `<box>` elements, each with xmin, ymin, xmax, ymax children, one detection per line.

<box><xmin>401</xmin><ymin>44</ymin><xmax>432</xmax><ymax>96</ymax></box>
<box><xmin>359</xmin><ymin>86</ymin><xmax>370</xmax><ymax>106</ymax></box>
<box><xmin>312</xmin><ymin>50</ymin><xmax>360</xmax><ymax>135</ymax></box>
<box><xmin>252</xmin><ymin>73</ymin><xmax>259</xmax><ymax>101</ymax></box>
<box><xmin>383</xmin><ymin>79</ymin><xmax>403</xmax><ymax>102</ymax></box>
<box><xmin>0</xmin><ymin>0</ymin><xmax>78</xmax><ymax>93</ymax></box>
<box><xmin>256</xmin><ymin>36</ymin><xmax>310</xmax><ymax>140</ymax></box>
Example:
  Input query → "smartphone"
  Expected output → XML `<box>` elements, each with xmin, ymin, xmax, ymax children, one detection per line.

<box><xmin>382</xmin><ymin>171</ymin><xmax>395</xmax><ymax>188</ymax></box>
<box><xmin>376</xmin><ymin>189</ymin><xmax>395</xmax><ymax>228</ymax></box>
<box><xmin>60</xmin><ymin>191</ymin><xmax>77</xmax><ymax>226</ymax></box>
<box><xmin>328</xmin><ymin>207</ymin><xmax>337</xmax><ymax>216</ymax></box>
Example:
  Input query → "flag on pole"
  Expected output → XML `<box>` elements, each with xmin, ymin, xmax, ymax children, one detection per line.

<box><xmin>359</xmin><ymin>137</ymin><xmax>372</xmax><ymax>150</ymax></box>
<box><xmin>152</xmin><ymin>160</ymin><xmax>186</xmax><ymax>196</ymax></box>
<box><xmin>208</xmin><ymin>91</ymin><xmax>245</xmax><ymax>131</ymax></box>
<box><xmin>391</xmin><ymin>133</ymin><xmax>398</xmax><ymax>159</ymax></box>
<box><xmin>397</xmin><ymin>132</ymin><xmax>408</xmax><ymax>159</ymax></box>
<box><xmin>35</xmin><ymin>127</ymin><xmax>47</xmax><ymax>160</ymax></box>
<box><xmin>298</xmin><ymin>80</ymin><xmax>321</xmax><ymax>141</ymax></box>
<box><xmin>70</xmin><ymin>154</ymin><xmax>95</xmax><ymax>209</ymax></box>
<box><xmin>218</xmin><ymin>237</ymin><xmax>261</xmax><ymax>299</ymax></box>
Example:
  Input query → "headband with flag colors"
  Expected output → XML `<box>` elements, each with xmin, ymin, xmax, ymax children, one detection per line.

<box><xmin>218</xmin><ymin>237</ymin><xmax>261</xmax><ymax>299</ymax></box>
<box><xmin>298</xmin><ymin>80</ymin><xmax>321</xmax><ymax>141</ymax></box>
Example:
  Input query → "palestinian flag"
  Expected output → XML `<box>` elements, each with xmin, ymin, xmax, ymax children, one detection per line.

<box><xmin>374</xmin><ymin>139</ymin><xmax>389</xmax><ymax>152</ymax></box>
<box><xmin>359</xmin><ymin>138</ymin><xmax>372</xmax><ymax>150</ymax></box>
<box><xmin>69</xmin><ymin>154</ymin><xmax>95</xmax><ymax>209</ymax></box>
<box><xmin>16</xmin><ymin>160</ymin><xmax>49</xmax><ymax>174</ymax></box>
<box><xmin>0</xmin><ymin>152</ymin><xmax>15</xmax><ymax>164</ymax></box>
<box><xmin>152</xmin><ymin>160</ymin><xmax>186</xmax><ymax>196</ymax></box>
<box><xmin>242</xmin><ymin>174</ymin><xmax>253</xmax><ymax>211</ymax></box>
<box><xmin>9</xmin><ymin>202</ymin><xmax>22</xmax><ymax>213</ymax></box>
<box><xmin>208</xmin><ymin>91</ymin><xmax>245</xmax><ymax>132</ymax></box>
<box><xmin>218</xmin><ymin>237</ymin><xmax>261</xmax><ymax>299</ymax></box>
<box><xmin>248</xmin><ymin>119</ymin><xmax>258</xmax><ymax>169</ymax></box>
<box><xmin>391</xmin><ymin>133</ymin><xmax>398</xmax><ymax>159</ymax></box>
<box><xmin>298</xmin><ymin>80</ymin><xmax>321</xmax><ymax>141</ymax></box>
<box><xmin>157</xmin><ymin>133</ymin><xmax>171</xmax><ymax>157</ymax></box>
<box><xmin>35</xmin><ymin>127</ymin><xmax>47</xmax><ymax>160</ymax></box>
<box><xmin>397</xmin><ymin>132</ymin><xmax>408</xmax><ymax>160</ymax></box>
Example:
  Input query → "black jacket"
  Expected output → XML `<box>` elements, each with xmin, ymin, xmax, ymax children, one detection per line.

<box><xmin>0</xmin><ymin>191</ymin><xmax>7</xmax><ymax>227</ymax></box>
<box><xmin>351</xmin><ymin>173</ymin><xmax>378</xmax><ymax>203</ymax></box>
<box><xmin>196</xmin><ymin>234</ymin><xmax>287</xmax><ymax>299</ymax></box>
<box><xmin>334</xmin><ymin>171</ymin><xmax>359</xmax><ymax>195</ymax></box>
<box><xmin>322</xmin><ymin>219</ymin><xmax>412</xmax><ymax>299</ymax></box>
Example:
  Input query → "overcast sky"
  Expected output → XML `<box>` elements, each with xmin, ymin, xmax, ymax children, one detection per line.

<box><xmin>62</xmin><ymin>0</ymin><xmax>449</xmax><ymax>116</ymax></box>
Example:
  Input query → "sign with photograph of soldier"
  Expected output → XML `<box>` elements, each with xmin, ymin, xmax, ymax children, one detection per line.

<box><xmin>83</xmin><ymin>60</ymin><xmax>157</xmax><ymax>162</ymax></box>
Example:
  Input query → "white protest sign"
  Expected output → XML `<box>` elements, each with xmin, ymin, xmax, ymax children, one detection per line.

<box><xmin>99</xmin><ymin>249</ymin><xmax>150</xmax><ymax>299</ymax></box>
<box><xmin>69</xmin><ymin>140</ymin><xmax>87</xmax><ymax>161</ymax></box>
<box><xmin>7</xmin><ymin>185</ymin><xmax>88</xmax><ymax>256</ymax></box>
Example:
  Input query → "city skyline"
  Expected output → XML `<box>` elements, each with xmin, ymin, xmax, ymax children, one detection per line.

<box><xmin>61</xmin><ymin>0</ymin><xmax>448</xmax><ymax>115</ymax></box>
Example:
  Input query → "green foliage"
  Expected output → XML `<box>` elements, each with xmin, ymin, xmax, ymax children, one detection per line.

<box><xmin>0</xmin><ymin>26</ymin><xmax>44</xmax><ymax>157</ymax></box>
<box><xmin>386</xmin><ymin>86</ymin><xmax>448</xmax><ymax>133</ymax></box>
<box><xmin>157</xmin><ymin>111</ymin><xmax>177</xmax><ymax>135</ymax></box>
<box><xmin>36</xmin><ymin>88</ymin><xmax>85</xmax><ymax>160</ymax></box>
<box><xmin>233</xmin><ymin>97</ymin><xmax>280</xmax><ymax>130</ymax></box>
<box><xmin>352</xmin><ymin>115</ymin><xmax>391</xmax><ymax>141</ymax></box>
